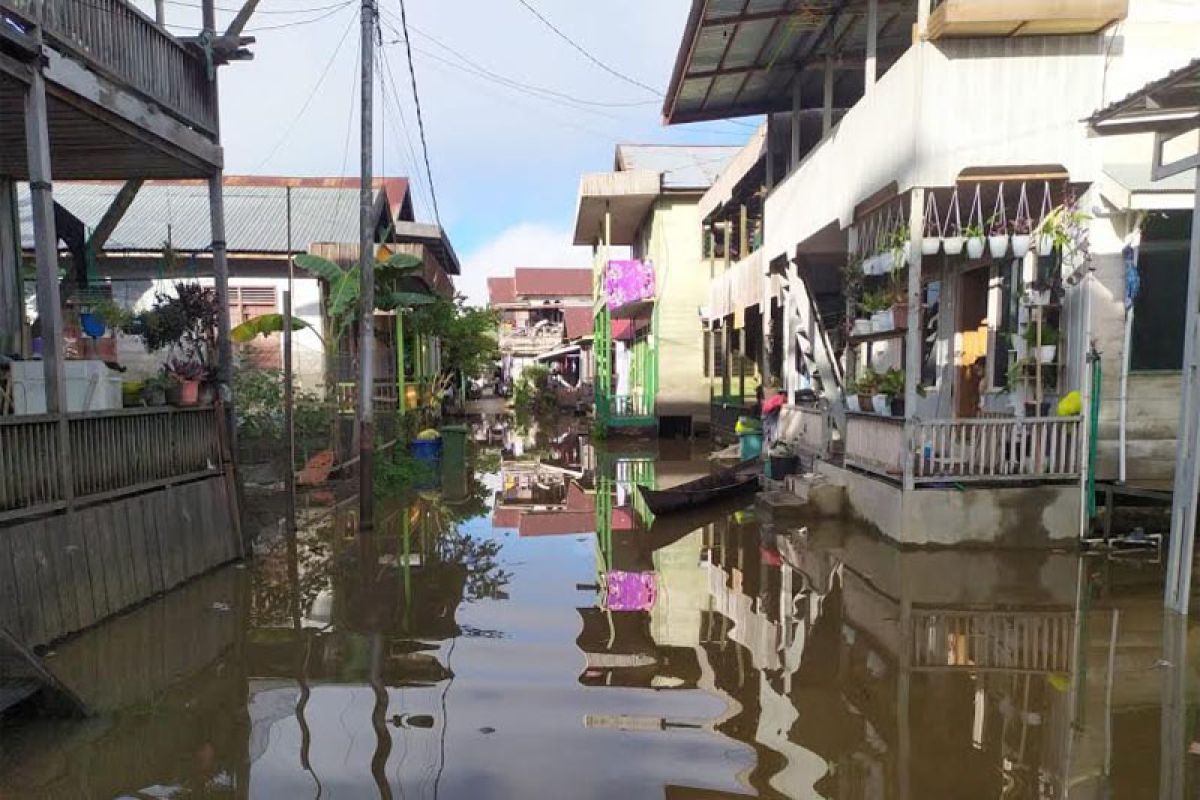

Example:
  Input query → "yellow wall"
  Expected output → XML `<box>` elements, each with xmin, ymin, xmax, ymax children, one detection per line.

<box><xmin>635</xmin><ymin>194</ymin><xmax>710</xmax><ymax>423</ymax></box>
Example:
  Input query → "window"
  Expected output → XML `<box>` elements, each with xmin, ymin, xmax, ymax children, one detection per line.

<box><xmin>231</xmin><ymin>286</ymin><xmax>279</xmax><ymax>369</ymax></box>
<box><xmin>1131</xmin><ymin>211</ymin><xmax>1193</xmax><ymax>371</ymax></box>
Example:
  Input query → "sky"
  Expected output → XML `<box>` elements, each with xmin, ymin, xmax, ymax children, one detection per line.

<box><xmin>135</xmin><ymin>0</ymin><xmax>757</xmax><ymax>305</ymax></box>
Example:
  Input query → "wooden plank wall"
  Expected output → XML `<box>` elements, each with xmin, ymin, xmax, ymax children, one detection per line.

<box><xmin>0</xmin><ymin>477</ymin><xmax>240</xmax><ymax>648</ymax></box>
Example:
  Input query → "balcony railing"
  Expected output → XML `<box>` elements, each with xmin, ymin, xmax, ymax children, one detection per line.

<box><xmin>912</xmin><ymin>609</ymin><xmax>1074</xmax><ymax>673</ymax></box>
<box><xmin>2</xmin><ymin>0</ymin><xmax>219</xmax><ymax>135</ymax></box>
<box><xmin>0</xmin><ymin>406</ymin><xmax>223</xmax><ymax>522</ymax></box>
<box><xmin>844</xmin><ymin>414</ymin><xmax>1083</xmax><ymax>484</ymax></box>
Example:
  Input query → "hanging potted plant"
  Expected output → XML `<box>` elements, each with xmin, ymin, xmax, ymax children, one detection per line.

<box><xmin>943</xmin><ymin>190</ymin><xmax>965</xmax><ymax>256</ymax></box>
<box><xmin>965</xmin><ymin>184</ymin><xmax>986</xmax><ymax>258</ymax></box>
<box><xmin>862</xmin><ymin>290</ymin><xmax>892</xmax><ymax>333</ymax></box>
<box><xmin>889</xmin><ymin>275</ymin><xmax>909</xmax><ymax>331</ymax></box>
<box><xmin>165</xmin><ymin>358</ymin><xmax>205</xmax><ymax>406</ymax></box>
<box><xmin>845</xmin><ymin>379</ymin><xmax>862</xmax><ymax>413</ymax></box>
<box><xmin>882</xmin><ymin>368</ymin><xmax>906</xmax><ymax>417</ymax></box>
<box><xmin>922</xmin><ymin>192</ymin><xmax>942</xmax><ymax>256</ymax></box>
<box><xmin>871</xmin><ymin>375</ymin><xmax>892</xmax><ymax>416</ymax></box>
<box><xmin>1035</xmin><ymin>181</ymin><xmax>1057</xmax><ymax>256</ymax></box>
<box><xmin>857</xmin><ymin>368</ymin><xmax>879</xmax><ymax>414</ymax></box>
<box><xmin>987</xmin><ymin>184</ymin><xmax>1010</xmax><ymax>259</ymax></box>
<box><xmin>888</xmin><ymin>225</ymin><xmax>911</xmax><ymax>272</ymax></box>
<box><xmin>1025</xmin><ymin>323</ymin><xmax>1059</xmax><ymax>365</ymax></box>
<box><xmin>1010</xmin><ymin>183</ymin><xmax>1033</xmax><ymax>258</ymax></box>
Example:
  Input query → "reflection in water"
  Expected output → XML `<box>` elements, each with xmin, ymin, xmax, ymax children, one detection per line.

<box><xmin>0</xmin><ymin>416</ymin><xmax>1198</xmax><ymax>798</ymax></box>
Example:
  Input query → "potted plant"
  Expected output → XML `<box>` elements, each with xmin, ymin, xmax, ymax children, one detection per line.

<box><xmin>1025</xmin><ymin>323</ymin><xmax>1059</xmax><ymax>364</ymax></box>
<box><xmin>964</xmin><ymin>221</ymin><xmax>985</xmax><ymax>259</ymax></box>
<box><xmin>1023</xmin><ymin>276</ymin><xmax>1058</xmax><ymax>307</ymax></box>
<box><xmin>882</xmin><ymin>368</ymin><xmax>906</xmax><ymax>417</ymax></box>
<box><xmin>862</xmin><ymin>291</ymin><xmax>892</xmax><ymax>333</ymax></box>
<box><xmin>1011</xmin><ymin>187</ymin><xmax>1033</xmax><ymax>258</ymax></box>
<box><xmin>1005</xmin><ymin>358</ymin><xmax>1031</xmax><ymax>413</ymax></box>
<box><xmin>857</xmin><ymin>368</ymin><xmax>879</xmax><ymax>413</ymax></box>
<box><xmin>888</xmin><ymin>276</ymin><xmax>909</xmax><ymax>331</ymax></box>
<box><xmin>139</xmin><ymin>373</ymin><xmax>172</xmax><ymax>407</ymax></box>
<box><xmin>888</xmin><ymin>225</ymin><xmax>911</xmax><ymax>272</ymax></box>
<box><xmin>987</xmin><ymin>213</ymin><xmax>1010</xmax><ymax>259</ymax></box>
<box><xmin>845</xmin><ymin>382</ymin><xmax>862</xmax><ymax>413</ymax></box>
<box><xmin>166</xmin><ymin>358</ymin><xmax>205</xmax><ymax>405</ymax></box>
<box><xmin>943</xmin><ymin>191</ymin><xmax>965</xmax><ymax>255</ymax></box>
<box><xmin>922</xmin><ymin>192</ymin><xmax>942</xmax><ymax>256</ymax></box>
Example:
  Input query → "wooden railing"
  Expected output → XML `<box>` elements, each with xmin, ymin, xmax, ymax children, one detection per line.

<box><xmin>844</xmin><ymin>413</ymin><xmax>905</xmax><ymax>478</ymax></box>
<box><xmin>0</xmin><ymin>407</ymin><xmax>222</xmax><ymax>521</ymax></box>
<box><xmin>2</xmin><ymin>0</ymin><xmax>219</xmax><ymax>135</ymax></box>
<box><xmin>913</xmin><ymin>416</ymin><xmax>1081</xmax><ymax>483</ymax></box>
<box><xmin>912</xmin><ymin>610</ymin><xmax>1074</xmax><ymax>673</ymax></box>
<box><xmin>335</xmin><ymin>380</ymin><xmax>402</xmax><ymax>413</ymax></box>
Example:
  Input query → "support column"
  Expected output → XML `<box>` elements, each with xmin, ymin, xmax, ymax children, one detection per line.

<box><xmin>903</xmin><ymin>188</ymin><xmax>925</xmax><ymax>492</ymax></box>
<box><xmin>0</xmin><ymin>179</ymin><xmax>21</xmax><ymax>356</ymax></box>
<box><xmin>209</xmin><ymin>175</ymin><xmax>235</xmax><ymax>430</ymax></box>
<box><xmin>764</xmin><ymin>115</ymin><xmax>775</xmax><ymax>191</ymax></box>
<box><xmin>865</xmin><ymin>0</ymin><xmax>878</xmax><ymax>93</ymax></box>
<box><xmin>722</xmin><ymin>321</ymin><xmax>732</xmax><ymax>400</ymax></box>
<box><xmin>790</xmin><ymin>76</ymin><xmax>803</xmax><ymax>170</ymax></box>
<box><xmin>822</xmin><ymin>55</ymin><xmax>834</xmax><ymax>135</ymax></box>
<box><xmin>1164</xmin><ymin>163</ymin><xmax>1200</xmax><ymax>613</ymax></box>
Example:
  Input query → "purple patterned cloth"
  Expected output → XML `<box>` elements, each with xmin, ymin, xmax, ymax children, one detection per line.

<box><xmin>605</xmin><ymin>570</ymin><xmax>657</xmax><ymax>611</ymax></box>
<box><xmin>605</xmin><ymin>260</ymin><xmax>656</xmax><ymax>313</ymax></box>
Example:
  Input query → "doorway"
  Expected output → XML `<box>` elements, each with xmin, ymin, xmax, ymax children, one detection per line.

<box><xmin>955</xmin><ymin>267</ymin><xmax>990</xmax><ymax>418</ymax></box>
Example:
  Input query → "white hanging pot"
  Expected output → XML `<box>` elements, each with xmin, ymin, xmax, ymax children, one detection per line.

<box><xmin>1037</xmin><ymin>345</ymin><xmax>1057</xmax><ymax>364</ymax></box>
<box><xmin>871</xmin><ymin>311</ymin><xmax>893</xmax><ymax>333</ymax></box>
<box><xmin>1037</xmin><ymin>233</ymin><xmax>1056</xmax><ymax>256</ymax></box>
<box><xmin>943</xmin><ymin>236</ymin><xmax>965</xmax><ymax>256</ymax></box>
<box><xmin>872</xmin><ymin>394</ymin><xmax>891</xmax><ymax>416</ymax></box>
<box><xmin>922</xmin><ymin>238</ymin><xmax>941</xmax><ymax>257</ymax></box>
<box><xmin>1011</xmin><ymin>234</ymin><xmax>1031</xmax><ymax>258</ymax></box>
<box><xmin>988</xmin><ymin>234</ymin><xmax>1010</xmax><ymax>259</ymax></box>
<box><xmin>966</xmin><ymin>236</ymin><xmax>985</xmax><ymax>259</ymax></box>
<box><xmin>861</xmin><ymin>256</ymin><xmax>875</xmax><ymax>275</ymax></box>
<box><xmin>845</xmin><ymin>394</ymin><xmax>861</xmax><ymax>413</ymax></box>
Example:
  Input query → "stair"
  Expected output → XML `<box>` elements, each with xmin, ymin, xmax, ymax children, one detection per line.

<box><xmin>0</xmin><ymin>626</ymin><xmax>88</xmax><ymax>718</ymax></box>
<box><xmin>0</xmin><ymin>680</ymin><xmax>40</xmax><ymax>716</ymax></box>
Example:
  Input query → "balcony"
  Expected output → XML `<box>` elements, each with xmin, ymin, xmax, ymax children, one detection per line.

<box><xmin>928</xmin><ymin>0</ymin><xmax>1128</xmax><ymax>41</ymax></box>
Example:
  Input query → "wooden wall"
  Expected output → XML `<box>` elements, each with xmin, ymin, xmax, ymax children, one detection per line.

<box><xmin>0</xmin><ymin>477</ymin><xmax>241</xmax><ymax>648</ymax></box>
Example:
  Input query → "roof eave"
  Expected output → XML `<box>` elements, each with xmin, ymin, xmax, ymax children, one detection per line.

<box><xmin>662</xmin><ymin>0</ymin><xmax>710</xmax><ymax>124</ymax></box>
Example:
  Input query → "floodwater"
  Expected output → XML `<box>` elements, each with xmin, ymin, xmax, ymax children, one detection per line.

<box><xmin>0</xmin><ymin>415</ymin><xmax>1195</xmax><ymax>798</ymax></box>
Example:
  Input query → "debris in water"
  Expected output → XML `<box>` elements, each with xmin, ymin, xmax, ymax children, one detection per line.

<box><xmin>478</xmin><ymin>726</ymin><xmax>496</xmax><ymax>734</ymax></box>
<box><xmin>209</xmin><ymin>602</ymin><xmax>232</xmax><ymax>613</ymax></box>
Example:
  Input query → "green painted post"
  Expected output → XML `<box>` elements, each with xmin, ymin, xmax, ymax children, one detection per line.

<box><xmin>396</xmin><ymin>312</ymin><xmax>405</xmax><ymax>415</ymax></box>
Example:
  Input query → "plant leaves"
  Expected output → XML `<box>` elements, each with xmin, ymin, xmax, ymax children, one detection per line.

<box><xmin>231</xmin><ymin>313</ymin><xmax>315</xmax><ymax>343</ymax></box>
<box><xmin>379</xmin><ymin>290</ymin><xmax>438</xmax><ymax>310</ymax></box>
<box><xmin>379</xmin><ymin>252</ymin><xmax>423</xmax><ymax>272</ymax></box>
<box><xmin>294</xmin><ymin>253</ymin><xmax>346</xmax><ymax>284</ymax></box>
<box><xmin>327</xmin><ymin>268</ymin><xmax>361</xmax><ymax>321</ymax></box>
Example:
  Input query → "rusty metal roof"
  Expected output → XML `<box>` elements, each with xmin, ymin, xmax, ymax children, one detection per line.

<box><xmin>662</xmin><ymin>0</ymin><xmax>915</xmax><ymax>125</ymax></box>
<box><xmin>615</xmin><ymin>144</ymin><xmax>741</xmax><ymax>190</ymax></box>
<box><xmin>513</xmin><ymin>268</ymin><xmax>593</xmax><ymax>297</ymax></box>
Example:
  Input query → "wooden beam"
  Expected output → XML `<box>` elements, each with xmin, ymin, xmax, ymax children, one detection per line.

<box><xmin>0</xmin><ymin>180</ymin><xmax>20</xmax><ymax>356</ymax></box>
<box><xmin>700</xmin><ymin>0</ymin><xmax>750</xmax><ymax>112</ymax></box>
<box><xmin>865</xmin><ymin>0</ymin><xmax>878</xmax><ymax>92</ymax></box>
<box><xmin>88</xmin><ymin>179</ymin><xmax>144</xmax><ymax>252</ymax></box>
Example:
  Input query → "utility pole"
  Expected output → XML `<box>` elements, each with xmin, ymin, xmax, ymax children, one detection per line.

<box><xmin>357</xmin><ymin>0</ymin><xmax>377</xmax><ymax>535</ymax></box>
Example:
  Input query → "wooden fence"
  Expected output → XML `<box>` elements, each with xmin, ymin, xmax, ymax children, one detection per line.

<box><xmin>913</xmin><ymin>416</ymin><xmax>1081</xmax><ymax>483</ymax></box>
<box><xmin>2</xmin><ymin>0</ymin><xmax>219</xmax><ymax>135</ymax></box>
<box><xmin>0</xmin><ymin>407</ymin><xmax>221</xmax><ymax>522</ymax></box>
<box><xmin>912</xmin><ymin>609</ymin><xmax>1074</xmax><ymax>673</ymax></box>
<box><xmin>844</xmin><ymin>413</ymin><xmax>905</xmax><ymax>477</ymax></box>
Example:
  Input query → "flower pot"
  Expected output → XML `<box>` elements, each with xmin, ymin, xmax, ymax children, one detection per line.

<box><xmin>197</xmin><ymin>381</ymin><xmax>216</xmax><ymax>406</ymax></box>
<box><xmin>845</xmin><ymin>394</ymin><xmax>861</xmax><ymax>413</ymax></box>
<box><xmin>966</xmin><ymin>236</ymin><xmax>985</xmax><ymax>259</ymax></box>
<box><xmin>177</xmin><ymin>379</ymin><xmax>200</xmax><ymax>406</ymax></box>
<box><xmin>921</xmin><ymin>238</ymin><xmax>941</xmax><ymax>257</ymax></box>
<box><xmin>890</xmin><ymin>397</ymin><xmax>906</xmax><ymax>417</ymax></box>
<box><xmin>943</xmin><ymin>236</ymin><xmax>965</xmax><ymax>256</ymax></box>
<box><xmin>852</xmin><ymin>318</ymin><xmax>873</xmax><ymax>336</ymax></box>
<box><xmin>891</xmin><ymin>303</ymin><xmax>909</xmax><ymax>330</ymax></box>
<box><xmin>1011</xmin><ymin>234</ymin><xmax>1031</xmax><ymax>258</ymax></box>
<box><xmin>871</xmin><ymin>311</ymin><xmax>893</xmax><ymax>333</ymax></box>
<box><xmin>142</xmin><ymin>385</ymin><xmax>167</xmax><ymax>407</ymax></box>
<box><xmin>890</xmin><ymin>243</ymin><xmax>910</xmax><ymax>271</ymax></box>
<box><xmin>1037</xmin><ymin>345</ymin><xmax>1057</xmax><ymax>364</ymax></box>
<box><xmin>858</xmin><ymin>394</ymin><xmax>874</xmax><ymax>413</ymax></box>
<box><xmin>988</xmin><ymin>234</ymin><xmax>1010</xmax><ymax>259</ymax></box>
<box><xmin>872</xmin><ymin>394</ymin><xmax>890</xmax><ymax>416</ymax></box>
<box><xmin>1037</xmin><ymin>233</ymin><xmax>1056</xmax><ymax>256</ymax></box>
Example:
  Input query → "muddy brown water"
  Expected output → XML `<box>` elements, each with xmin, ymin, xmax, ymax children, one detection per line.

<box><xmin>0</xmin><ymin>423</ymin><xmax>1193</xmax><ymax>798</ymax></box>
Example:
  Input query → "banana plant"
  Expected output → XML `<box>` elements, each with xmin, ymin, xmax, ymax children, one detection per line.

<box><xmin>231</xmin><ymin>313</ymin><xmax>321</xmax><ymax>345</ymax></box>
<box><xmin>294</xmin><ymin>250</ymin><xmax>433</xmax><ymax>345</ymax></box>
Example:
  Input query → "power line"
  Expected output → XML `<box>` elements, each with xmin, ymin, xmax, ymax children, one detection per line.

<box><xmin>512</xmin><ymin>0</ymin><xmax>661</xmax><ymax>97</ymax></box>
<box><xmin>162</xmin><ymin>0</ymin><xmax>350</xmax><ymax>14</ymax></box>
<box><xmin>159</xmin><ymin>0</ymin><xmax>353</xmax><ymax>32</ymax></box>
<box><xmin>393</xmin><ymin>0</ymin><xmax>441</xmax><ymax>226</ymax></box>
<box><xmin>255</xmin><ymin>4</ymin><xmax>358</xmax><ymax>169</ymax></box>
<box><xmin>378</xmin><ymin>44</ymin><xmax>435</xmax><ymax>219</ymax></box>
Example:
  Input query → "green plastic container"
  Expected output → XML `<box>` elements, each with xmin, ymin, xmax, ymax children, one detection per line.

<box><xmin>440</xmin><ymin>425</ymin><xmax>469</xmax><ymax>466</ymax></box>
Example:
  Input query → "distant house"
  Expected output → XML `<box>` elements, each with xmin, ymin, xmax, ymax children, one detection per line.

<box><xmin>489</xmin><ymin>267</ymin><xmax>593</xmax><ymax>387</ymax></box>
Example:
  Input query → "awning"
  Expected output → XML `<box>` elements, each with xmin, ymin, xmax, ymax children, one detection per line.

<box><xmin>535</xmin><ymin>343</ymin><xmax>582</xmax><ymax>362</ymax></box>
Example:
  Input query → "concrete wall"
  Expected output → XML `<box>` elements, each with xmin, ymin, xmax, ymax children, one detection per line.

<box><xmin>816</xmin><ymin>462</ymin><xmax>1081</xmax><ymax>547</ymax></box>
<box><xmin>635</xmin><ymin>194</ymin><xmax>710</xmax><ymax>423</ymax></box>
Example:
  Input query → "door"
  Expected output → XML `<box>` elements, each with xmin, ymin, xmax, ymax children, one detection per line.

<box><xmin>955</xmin><ymin>268</ymin><xmax>989</xmax><ymax>418</ymax></box>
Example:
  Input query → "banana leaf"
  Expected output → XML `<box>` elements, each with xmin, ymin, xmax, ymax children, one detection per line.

<box><xmin>293</xmin><ymin>253</ymin><xmax>346</xmax><ymax>284</ymax></box>
<box><xmin>231</xmin><ymin>314</ymin><xmax>319</xmax><ymax>343</ymax></box>
<box><xmin>378</xmin><ymin>252</ymin><xmax>423</xmax><ymax>272</ymax></box>
<box><xmin>379</xmin><ymin>290</ymin><xmax>438</xmax><ymax>310</ymax></box>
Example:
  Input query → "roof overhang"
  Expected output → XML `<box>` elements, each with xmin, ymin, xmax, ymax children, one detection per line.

<box><xmin>1089</xmin><ymin>58</ymin><xmax>1200</xmax><ymax>181</ymax></box>
<box><xmin>662</xmin><ymin>0</ymin><xmax>916</xmax><ymax>126</ymax></box>
<box><xmin>573</xmin><ymin>170</ymin><xmax>661</xmax><ymax>246</ymax></box>
<box><xmin>699</xmin><ymin>122</ymin><xmax>767</xmax><ymax>222</ymax></box>
<box><xmin>393</xmin><ymin>220</ymin><xmax>461</xmax><ymax>276</ymax></box>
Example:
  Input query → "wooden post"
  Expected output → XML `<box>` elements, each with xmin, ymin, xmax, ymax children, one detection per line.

<box><xmin>357</xmin><ymin>0</ymin><xmax>377</xmax><ymax>534</ymax></box>
<box><xmin>738</xmin><ymin>324</ymin><xmax>747</xmax><ymax>402</ymax></box>
<box><xmin>396</xmin><ymin>311</ymin><xmax>406</xmax><ymax>415</ymax></box>
<box><xmin>722</xmin><ymin>320</ymin><xmax>732</xmax><ymax>400</ymax></box>
<box><xmin>1165</xmin><ymin>162</ymin><xmax>1200</xmax><ymax>613</ymax></box>
<box><xmin>903</xmin><ymin>188</ymin><xmax>925</xmax><ymax>492</ymax></box>
<box><xmin>283</xmin><ymin>290</ymin><xmax>296</xmax><ymax>521</ymax></box>
<box><xmin>822</xmin><ymin>55</ymin><xmax>834</xmax><ymax>134</ymax></box>
<box><xmin>865</xmin><ymin>0</ymin><xmax>878</xmax><ymax>93</ymax></box>
<box><xmin>25</xmin><ymin>58</ymin><xmax>72</xmax><ymax>505</ymax></box>
<box><xmin>790</xmin><ymin>76</ymin><xmax>802</xmax><ymax>170</ymax></box>
<box><xmin>739</xmin><ymin>204</ymin><xmax>748</xmax><ymax>258</ymax></box>
<box><xmin>765</xmin><ymin>115</ymin><xmax>775</xmax><ymax>191</ymax></box>
<box><xmin>0</xmin><ymin>179</ymin><xmax>20</xmax><ymax>356</ymax></box>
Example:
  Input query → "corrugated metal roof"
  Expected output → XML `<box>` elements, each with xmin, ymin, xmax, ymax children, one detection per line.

<box><xmin>488</xmin><ymin>277</ymin><xmax>517</xmax><ymax>304</ymax></box>
<box><xmin>1088</xmin><ymin>57</ymin><xmax>1200</xmax><ymax>126</ymax></box>
<box><xmin>615</xmin><ymin>144</ymin><xmax>741</xmax><ymax>190</ymax></box>
<box><xmin>16</xmin><ymin>177</ymin><xmax>412</xmax><ymax>254</ymax></box>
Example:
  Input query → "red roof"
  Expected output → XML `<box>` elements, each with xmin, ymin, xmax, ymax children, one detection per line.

<box><xmin>487</xmin><ymin>277</ymin><xmax>517</xmax><ymax>305</ymax></box>
<box><xmin>564</xmin><ymin>306</ymin><xmax>593</xmax><ymax>340</ymax></box>
<box><xmin>566</xmin><ymin>483</ymin><xmax>596</xmax><ymax>512</ymax></box>
<box><xmin>513</xmin><ymin>268</ymin><xmax>592</xmax><ymax>298</ymax></box>
<box><xmin>491</xmin><ymin>507</ymin><xmax>521</xmax><ymax>528</ymax></box>
<box><xmin>519</xmin><ymin>512</ymin><xmax>595</xmax><ymax>537</ymax></box>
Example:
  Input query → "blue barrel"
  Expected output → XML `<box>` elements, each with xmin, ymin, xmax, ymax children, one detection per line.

<box><xmin>410</xmin><ymin>438</ymin><xmax>442</xmax><ymax>461</ymax></box>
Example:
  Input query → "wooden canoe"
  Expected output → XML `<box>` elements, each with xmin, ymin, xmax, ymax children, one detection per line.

<box><xmin>637</xmin><ymin>466</ymin><xmax>759</xmax><ymax>516</ymax></box>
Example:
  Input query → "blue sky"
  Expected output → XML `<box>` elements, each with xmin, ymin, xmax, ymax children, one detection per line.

<box><xmin>137</xmin><ymin>0</ymin><xmax>755</xmax><ymax>303</ymax></box>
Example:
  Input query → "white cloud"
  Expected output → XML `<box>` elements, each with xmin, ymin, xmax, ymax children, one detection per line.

<box><xmin>458</xmin><ymin>223</ymin><xmax>593</xmax><ymax>306</ymax></box>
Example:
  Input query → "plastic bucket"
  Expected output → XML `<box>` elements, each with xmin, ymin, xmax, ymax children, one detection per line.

<box><xmin>738</xmin><ymin>432</ymin><xmax>763</xmax><ymax>461</ymax></box>
<box><xmin>410</xmin><ymin>438</ymin><xmax>442</xmax><ymax>461</ymax></box>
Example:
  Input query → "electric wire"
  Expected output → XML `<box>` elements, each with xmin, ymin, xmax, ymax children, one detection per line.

<box><xmin>378</xmin><ymin>38</ymin><xmax>437</xmax><ymax>220</ymax></box>
<box><xmin>392</xmin><ymin>0</ymin><xmax>441</xmax><ymax>226</ymax></box>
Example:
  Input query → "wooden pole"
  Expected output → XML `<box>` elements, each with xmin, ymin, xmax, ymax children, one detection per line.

<box><xmin>0</xmin><ymin>179</ymin><xmax>21</xmax><ymax>356</ymax></box>
<box><xmin>865</xmin><ymin>0</ymin><xmax>878</xmax><ymax>93</ymax></box>
<box><xmin>903</xmin><ymin>188</ymin><xmax>925</xmax><ymax>492</ymax></box>
<box><xmin>357</xmin><ymin>0</ymin><xmax>377</xmax><ymax>534</ymax></box>
<box><xmin>822</xmin><ymin>54</ymin><xmax>834</xmax><ymax>135</ymax></box>
<box><xmin>790</xmin><ymin>77</ymin><xmax>802</xmax><ymax>170</ymax></box>
<box><xmin>283</xmin><ymin>290</ymin><xmax>296</xmax><ymax>521</ymax></box>
<box><xmin>1165</xmin><ymin>162</ymin><xmax>1200</xmax><ymax>613</ymax></box>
